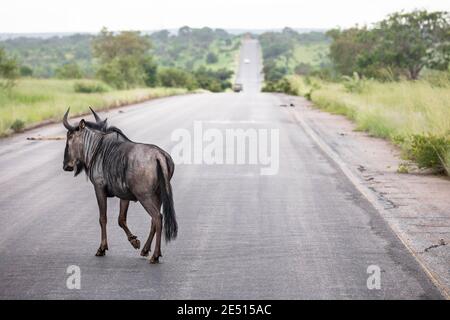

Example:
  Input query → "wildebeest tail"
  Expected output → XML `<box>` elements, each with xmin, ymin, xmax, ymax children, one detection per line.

<box><xmin>156</xmin><ymin>158</ymin><xmax>178</xmax><ymax>242</ymax></box>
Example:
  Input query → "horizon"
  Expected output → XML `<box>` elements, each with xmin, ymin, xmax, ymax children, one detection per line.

<box><xmin>0</xmin><ymin>0</ymin><xmax>448</xmax><ymax>34</ymax></box>
<box><xmin>0</xmin><ymin>28</ymin><xmax>328</xmax><ymax>40</ymax></box>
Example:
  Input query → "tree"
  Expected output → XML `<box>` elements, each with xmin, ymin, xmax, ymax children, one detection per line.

<box><xmin>193</xmin><ymin>67</ymin><xmax>232</xmax><ymax>92</ymax></box>
<box><xmin>327</xmin><ymin>10</ymin><xmax>450</xmax><ymax>80</ymax></box>
<box><xmin>152</xmin><ymin>30</ymin><xmax>170</xmax><ymax>42</ymax></box>
<box><xmin>327</xmin><ymin>27</ymin><xmax>375</xmax><ymax>76</ymax></box>
<box><xmin>142</xmin><ymin>56</ymin><xmax>158</xmax><ymax>87</ymax></box>
<box><xmin>206</xmin><ymin>52</ymin><xmax>218</xmax><ymax>64</ymax></box>
<box><xmin>194</xmin><ymin>27</ymin><xmax>215</xmax><ymax>47</ymax></box>
<box><xmin>0</xmin><ymin>48</ymin><xmax>19</xmax><ymax>89</ymax></box>
<box><xmin>19</xmin><ymin>65</ymin><xmax>33</xmax><ymax>76</ymax></box>
<box><xmin>157</xmin><ymin>67</ymin><xmax>197</xmax><ymax>90</ymax></box>
<box><xmin>259</xmin><ymin>31</ymin><xmax>295</xmax><ymax>60</ymax></box>
<box><xmin>92</xmin><ymin>27</ymin><xmax>152</xmax><ymax>88</ymax></box>
<box><xmin>55</xmin><ymin>62</ymin><xmax>83</xmax><ymax>79</ymax></box>
<box><xmin>263</xmin><ymin>60</ymin><xmax>288</xmax><ymax>82</ymax></box>
<box><xmin>294</xmin><ymin>62</ymin><xmax>313</xmax><ymax>75</ymax></box>
<box><xmin>0</xmin><ymin>33</ymin><xmax>93</xmax><ymax>78</ymax></box>
<box><xmin>376</xmin><ymin>10</ymin><xmax>450</xmax><ymax>79</ymax></box>
<box><xmin>178</xmin><ymin>26</ymin><xmax>192</xmax><ymax>37</ymax></box>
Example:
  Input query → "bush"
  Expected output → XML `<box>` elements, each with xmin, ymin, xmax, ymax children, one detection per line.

<box><xmin>157</xmin><ymin>66</ymin><xmax>233</xmax><ymax>92</ymax></box>
<box><xmin>309</xmin><ymin>67</ymin><xmax>339</xmax><ymax>81</ymax></box>
<box><xmin>142</xmin><ymin>56</ymin><xmax>158</xmax><ymax>87</ymax></box>
<box><xmin>372</xmin><ymin>67</ymin><xmax>399</xmax><ymax>82</ymax></box>
<box><xmin>263</xmin><ymin>60</ymin><xmax>288</xmax><ymax>82</ymax></box>
<box><xmin>422</xmin><ymin>70</ymin><xmax>450</xmax><ymax>88</ymax></box>
<box><xmin>10</xmin><ymin>119</ymin><xmax>25</xmax><ymax>132</ymax></box>
<box><xmin>20</xmin><ymin>65</ymin><xmax>33</xmax><ymax>77</ymax></box>
<box><xmin>262</xmin><ymin>78</ymin><xmax>298</xmax><ymax>95</ymax></box>
<box><xmin>193</xmin><ymin>67</ymin><xmax>232</xmax><ymax>92</ymax></box>
<box><xmin>55</xmin><ymin>63</ymin><xmax>83</xmax><ymax>79</ymax></box>
<box><xmin>301</xmin><ymin>77</ymin><xmax>321</xmax><ymax>100</ymax></box>
<box><xmin>206</xmin><ymin>52</ymin><xmax>218</xmax><ymax>64</ymax></box>
<box><xmin>74</xmin><ymin>81</ymin><xmax>110</xmax><ymax>93</ymax></box>
<box><xmin>294</xmin><ymin>63</ymin><xmax>313</xmax><ymax>75</ymax></box>
<box><xmin>157</xmin><ymin>68</ymin><xmax>198</xmax><ymax>90</ymax></box>
<box><xmin>304</xmin><ymin>89</ymin><xmax>314</xmax><ymax>101</ymax></box>
<box><xmin>342</xmin><ymin>72</ymin><xmax>367</xmax><ymax>93</ymax></box>
<box><xmin>0</xmin><ymin>48</ymin><xmax>19</xmax><ymax>89</ymax></box>
<box><xmin>95</xmin><ymin>60</ymin><xmax>127</xmax><ymax>89</ymax></box>
<box><xmin>407</xmin><ymin>134</ymin><xmax>450</xmax><ymax>173</ymax></box>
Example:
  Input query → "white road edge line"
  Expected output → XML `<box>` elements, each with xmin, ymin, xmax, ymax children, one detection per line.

<box><xmin>289</xmin><ymin>107</ymin><xmax>449</xmax><ymax>300</ymax></box>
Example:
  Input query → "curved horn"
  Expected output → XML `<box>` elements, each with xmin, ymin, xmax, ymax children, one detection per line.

<box><xmin>89</xmin><ymin>107</ymin><xmax>102</xmax><ymax>123</ymax></box>
<box><xmin>63</xmin><ymin>108</ymin><xmax>76</xmax><ymax>131</ymax></box>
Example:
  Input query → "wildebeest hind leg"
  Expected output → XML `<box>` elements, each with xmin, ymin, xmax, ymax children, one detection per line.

<box><xmin>139</xmin><ymin>196</ymin><xmax>162</xmax><ymax>263</ymax></box>
<box><xmin>118</xmin><ymin>199</ymin><xmax>140</xmax><ymax>250</ymax></box>
<box><xmin>140</xmin><ymin>212</ymin><xmax>163</xmax><ymax>257</ymax></box>
<box><xmin>140</xmin><ymin>219</ymin><xmax>156</xmax><ymax>257</ymax></box>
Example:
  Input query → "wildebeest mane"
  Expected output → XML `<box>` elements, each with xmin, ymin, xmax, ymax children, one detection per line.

<box><xmin>98</xmin><ymin>133</ymin><xmax>132</xmax><ymax>196</ymax></box>
<box><xmin>104</xmin><ymin>125</ymin><xmax>132</xmax><ymax>142</ymax></box>
<box><xmin>84</xmin><ymin>120</ymin><xmax>131</xmax><ymax>142</ymax></box>
<box><xmin>80</xmin><ymin>128</ymin><xmax>134</xmax><ymax>198</ymax></box>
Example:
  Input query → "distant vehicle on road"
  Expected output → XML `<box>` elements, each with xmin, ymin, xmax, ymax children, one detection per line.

<box><xmin>233</xmin><ymin>83</ymin><xmax>243</xmax><ymax>92</ymax></box>
<box><xmin>244</xmin><ymin>58</ymin><xmax>250</xmax><ymax>64</ymax></box>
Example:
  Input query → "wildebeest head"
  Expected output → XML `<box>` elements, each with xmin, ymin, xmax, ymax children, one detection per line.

<box><xmin>63</xmin><ymin>108</ymin><xmax>87</xmax><ymax>175</ymax></box>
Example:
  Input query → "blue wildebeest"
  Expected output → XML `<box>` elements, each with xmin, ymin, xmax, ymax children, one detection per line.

<box><xmin>62</xmin><ymin>108</ymin><xmax>177</xmax><ymax>263</ymax></box>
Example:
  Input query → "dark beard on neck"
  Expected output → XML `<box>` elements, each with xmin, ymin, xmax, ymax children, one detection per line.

<box><xmin>74</xmin><ymin>160</ymin><xmax>84</xmax><ymax>177</ymax></box>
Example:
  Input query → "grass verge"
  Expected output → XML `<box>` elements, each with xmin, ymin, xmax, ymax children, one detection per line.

<box><xmin>0</xmin><ymin>79</ymin><xmax>188</xmax><ymax>136</ymax></box>
<box><xmin>286</xmin><ymin>75</ymin><xmax>450</xmax><ymax>174</ymax></box>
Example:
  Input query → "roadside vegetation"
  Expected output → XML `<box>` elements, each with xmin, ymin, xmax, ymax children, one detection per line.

<box><xmin>261</xmin><ymin>10</ymin><xmax>450</xmax><ymax>175</ymax></box>
<box><xmin>0</xmin><ymin>79</ymin><xmax>187</xmax><ymax>136</ymax></box>
<box><xmin>1</xmin><ymin>27</ymin><xmax>240</xmax><ymax>79</ymax></box>
<box><xmin>0</xmin><ymin>27</ymin><xmax>240</xmax><ymax>136</ymax></box>
<box><xmin>289</xmin><ymin>75</ymin><xmax>450</xmax><ymax>173</ymax></box>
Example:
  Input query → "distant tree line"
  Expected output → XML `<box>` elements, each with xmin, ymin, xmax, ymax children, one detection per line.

<box><xmin>150</xmin><ymin>26</ymin><xmax>237</xmax><ymax>70</ymax></box>
<box><xmin>258</xmin><ymin>28</ymin><xmax>331</xmax><ymax>83</ymax></box>
<box><xmin>0</xmin><ymin>27</ymin><xmax>238</xmax><ymax>92</ymax></box>
<box><xmin>260</xmin><ymin>10</ymin><xmax>450</xmax><ymax>94</ymax></box>
<box><xmin>0</xmin><ymin>34</ymin><xmax>93</xmax><ymax>78</ymax></box>
<box><xmin>327</xmin><ymin>10</ymin><xmax>450</xmax><ymax>80</ymax></box>
<box><xmin>91</xmin><ymin>28</ymin><xmax>233</xmax><ymax>91</ymax></box>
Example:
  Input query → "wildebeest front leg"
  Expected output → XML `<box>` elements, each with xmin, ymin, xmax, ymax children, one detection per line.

<box><xmin>118</xmin><ymin>199</ymin><xmax>141</xmax><ymax>250</ymax></box>
<box><xmin>94</xmin><ymin>186</ymin><xmax>108</xmax><ymax>256</ymax></box>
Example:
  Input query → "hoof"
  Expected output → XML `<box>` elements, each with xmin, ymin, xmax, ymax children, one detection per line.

<box><xmin>130</xmin><ymin>238</ymin><xmax>141</xmax><ymax>249</ymax></box>
<box><xmin>140</xmin><ymin>249</ymin><xmax>149</xmax><ymax>257</ymax></box>
<box><xmin>149</xmin><ymin>256</ymin><xmax>160</xmax><ymax>264</ymax></box>
<box><xmin>95</xmin><ymin>248</ymin><xmax>106</xmax><ymax>256</ymax></box>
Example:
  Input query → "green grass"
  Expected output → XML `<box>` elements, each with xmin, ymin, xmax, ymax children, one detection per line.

<box><xmin>0</xmin><ymin>78</ymin><xmax>188</xmax><ymax>136</ymax></box>
<box><xmin>293</xmin><ymin>43</ymin><xmax>329</xmax><ymax>65</ymax></box>
<box><xmin>287</xmin><ymin>75</ymin><xmax>450</xmax><ymax>174</ymax></box>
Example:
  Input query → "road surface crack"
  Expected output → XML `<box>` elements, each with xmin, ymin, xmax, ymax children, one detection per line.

<box><xmin>423</xmin><ymin>239</ymin><xmax>447</xmax><ymax>253</ymax></box>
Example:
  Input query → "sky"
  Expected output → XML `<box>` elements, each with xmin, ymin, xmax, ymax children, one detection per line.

<box><xmin>1</xmin><ymin>0</ymin><xmax>449</xmax><ymax>33</ymax></box>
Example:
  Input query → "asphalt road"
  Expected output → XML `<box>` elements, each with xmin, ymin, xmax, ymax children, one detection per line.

<box><xmin>0</xmin><ymin>39</ymin><xmax>442</xmax><ymax>299</ymax></box>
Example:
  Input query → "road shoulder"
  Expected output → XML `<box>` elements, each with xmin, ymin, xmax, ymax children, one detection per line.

<box><xmin>285</xmin><ymin>95</ymin><xmax>450</xmax><ymax>299</ymax></box>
